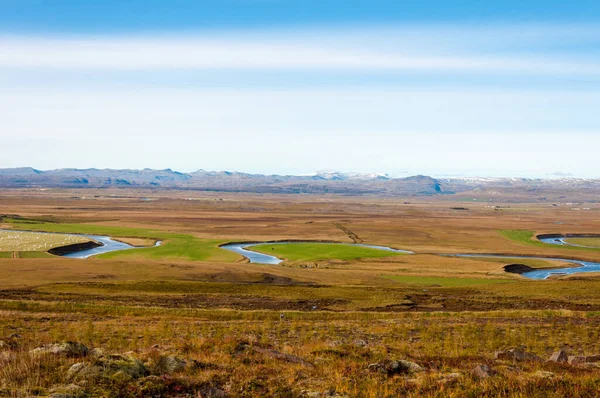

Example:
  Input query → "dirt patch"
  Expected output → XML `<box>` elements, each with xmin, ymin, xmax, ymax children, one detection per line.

<box><xmin>363</xmin><ymin>292</ymin><xmax>600</xmax><ymax>312</ymax></box>
<box><xmin>48</xmin><ymin>241</ymin><xmax>103</xmax><ymax>256</ymax></box>
<box><xmin>333</xmin><ymin>223</ymin><xmax>363</xmax><ymax>243</ymax></box>
<box><xmin>504</xmin><ymin>264</ymin><xmax>534</xmax><ymax>274</ymax></box>
<box><xmin>0</xmin><ymin>289</ymin><xmax>345</xmax><ymax>311</ymax></box>
<box><xmin>112</xmin><ymin>237</ymin><xmax>158</xmax><ymax>247</ymax></box>
<box><xmin>255</xmin><ymin>273</ymin><xmax>314</xmax><ymax>285</ymax></box>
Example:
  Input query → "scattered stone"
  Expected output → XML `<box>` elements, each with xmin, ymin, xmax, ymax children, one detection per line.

<box><xmin>89</xmin><ymin>348</ymin><xmax>106</xmax><ymax>357</ymax></box>
<box><xmin>368</xmin><ymin>359</ymin><xmax>424</xmax><ymax>375</ymax></box>
<box><xmin>0</xmin><ymin>335</ymin><xmax>20</xmax><ymax>350</ymax></box>
<box><xmin>568</xmin><ymin>356</ymin><xmax>587</xmax><ymax>365</ymax></box>
<box><xmin>137</xmin><ymin>375</ymin><xmax>197</xmax><ymax>396</ymax></box>
<box><xmin>30</xmin><ymin>342</ymin><xmax>89</xmax><ymax>358</ymax></box>
<box><xmin>472</xmin><ymin>364</ymin><xmax>492</xmax><ymax>379</ymax></box>
<box><xmin>197</xmin><ymin>386</ymin><xmax>228</xmax><ymax>398</ymax></box>
<box><xmin>68</xmin><ymin>353</ymin><xmax>147</xmax><ymax>380</ymax></box>
<box><xmin>300</xmin><ymin>391</ymin><xmax>321</xmax><ymax>398</ymax></box>
<box><xmin>190</xmin><ymin>359</ymin><xmax>220</xmax><ymax>371</ymax></box>
<box><xmin>567</xmin><ymin>355</ymin><xmax>600</xmax><ymax>365</ymax></box>
<box><xmin>67</xmin><ymin>363</ymin><xmax>86</xmax><ymax>378</ymax></box>
<box><xmin>233</xmin><ymin>342</ymin><xmax>250</xmax><ymax>355</ymax></box>
<box><xmin>548</xmin><ymin>350</ymin><xmax>569</xmax><ymax>363</ymax></box>
<box><xmin>300</xmin><ymin>389</ymin><xmax>347</xmax><ymax>398</ymax></box>
<box><xmin>49</xmin><ymin>384</ymin><xmax>84</xmax><ymax>398</ymax></box>
<box><xmin>354</xmin><ymin>339</ymin><xmax>368</xmax><ymax>347</ymax></box>
<box><xmin>494</xmin><ymin>348</ymin><xmax>542</xmax><ymax>362</ymax></box>
<box><xmin>154</xmin><ymin>355</ymin><xmax>187</xmax><ymax>374</ymax></box>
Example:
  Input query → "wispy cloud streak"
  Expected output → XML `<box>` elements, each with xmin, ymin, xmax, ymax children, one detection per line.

<box><xmin>1</xmin><ymin>26</ymin><xmax>599</xmax><ymax>75</ymax></box>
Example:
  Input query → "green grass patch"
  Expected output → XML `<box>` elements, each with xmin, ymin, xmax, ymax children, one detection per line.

<box><xmin>384</xmin><ymin>275</ymin><xmax>511</xmax><ymax>287</ymax></box>
<box><xmin>98</xmin><ymin>235</ymin><xmax>235</xmax><ymax>261</ymax></box>
<box><xmin>499</xmin><ymin>230</ymin><xmax>600</xmax><ymax>252</ymax></box>
<box><xmin>0</xmin><ymin>252</ymin><xmax>11</xmax><ymax>258</ymax></box>
<box><xmin>251</xmin><ymin>243</ymin><xmax>404</xmax><ymax>262</ymax></box>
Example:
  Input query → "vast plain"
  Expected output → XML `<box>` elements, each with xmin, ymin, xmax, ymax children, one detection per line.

<box><xmin>1</xmin><ymin>188</ymin><xmax>600</xmax><ymax>397</ymax></box>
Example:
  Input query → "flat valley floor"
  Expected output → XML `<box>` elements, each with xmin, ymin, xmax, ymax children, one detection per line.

<box><xmin>1</xmin><ymin>189</ymin><xmax>600</xmax><ymax>397</ymax></box>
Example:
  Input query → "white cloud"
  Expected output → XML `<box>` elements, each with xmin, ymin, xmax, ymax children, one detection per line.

<box><xmin>1</xmin><ymin>24</ymin><xmax>599</xmax><ymax>176</ymax></box>
<box><xmin>1</xmin><ymin>87</ymin><xmax>599</xmax><ymax>177</ymax></box>
<box><xmin>0</xmin><ymin>28</ymin><xmax>599</xmax><ymax>75</ymax></box>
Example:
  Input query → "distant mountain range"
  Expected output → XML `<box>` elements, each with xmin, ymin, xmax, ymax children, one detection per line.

<box><xmin>0</xmin><ymin>167</ymin><xmax>599</xmax><ymax>200</ymax></box>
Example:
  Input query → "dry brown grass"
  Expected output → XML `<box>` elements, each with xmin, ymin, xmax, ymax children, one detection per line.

<box><xmin>2</xmin><ymin>189</ymin><xmax>600</xmax><ymax>395</ymax></box>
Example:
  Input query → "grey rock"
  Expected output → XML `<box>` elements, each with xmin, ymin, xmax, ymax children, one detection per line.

<box><xmin>568</xmin><ymin>355</ymin><xmax>587</xmax><ymax>365</ymax></box>
<box><xmin>89</xmin><ymin>348</ymin><xmax>106</xmax><ymax>357</ymax></box>
<box><xmin>368</xmin><ymin>359</ymin><xmax>424</xmax><ymax>375</ymax></box>
<box><xmin>49</xmin><ymin>384</ymin><xmax>84</xmax><ymax>398</ymax></box>
<box><xmin>471</xmin><ymin>364</ymin><xmax>491</xmax><ymax>379</ymax></box>
<box><xmin>494</xmin><ymin>348</ymin><xmax>542</xmax><ymax>362</ymax></box>
<box><xmin>69</xmin><ymin>353</ymin><xmax>147</xmax><ymax>380</ymax></box>
<box><xmin>155</xmin><ymin>355</ymin><xmax>187</xmax><ymax>374</ymax></box>
<box><xmin>30</xmin><ymin>342</ymin><xmax>89</xmax><ymax>358</ymax></box>
<box><xmin>567</xmin><ymin>355</ymin><xmax>600</xmax><ymax>365</ymax></box>
<box><xmin>548</xmin><ymin>349</ymin><xmax>569</xmax><ymax>363</ymax></box>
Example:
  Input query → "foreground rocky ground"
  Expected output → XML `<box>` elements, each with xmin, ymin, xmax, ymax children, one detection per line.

<box><xmin>2</xmin><ymin>311</ymin><xmax>600</xmax><ymax>397</ymax></box>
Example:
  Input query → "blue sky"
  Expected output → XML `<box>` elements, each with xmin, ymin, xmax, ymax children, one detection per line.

<box><xmin>1</xmin><ymin>1</ymin><xmax>600</xmax><ymax>177</ymax></box>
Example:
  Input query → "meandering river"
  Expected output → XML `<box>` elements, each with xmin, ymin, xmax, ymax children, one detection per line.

<box><xmin>5</xmin><ymin>229</ymin><xmax>600</xmax><ymax>279</ymax></box>
<box><xmin>221</xmin><ymin>238</ymin><xmax>600</xmax><ymax>280</ymax></box>
<box><xmin>1</xmin><ymin>229</ymin><xmax>160</xmax><ymax>258</ymax></box>
<box><xmin>220</xmin><ymin>241</ymin><xmax>413</xmax><ymax>265</ymax></box>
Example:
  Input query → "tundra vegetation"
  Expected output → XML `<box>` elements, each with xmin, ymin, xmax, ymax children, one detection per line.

<box><xmin>1</xmin><ymin>188</ymin><xmax>600</xmax><ymax>397</ymax></box>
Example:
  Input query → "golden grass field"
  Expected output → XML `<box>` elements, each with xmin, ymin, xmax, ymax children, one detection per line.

<box><xmin>0</xmin><ymin>230</ymin><xmax>91</xmax><ymax>252</ymax></box>
<box><xmin>1</xmin><ymin>188</ymin><xmax>600</xmax><ymax>397</ymax></box>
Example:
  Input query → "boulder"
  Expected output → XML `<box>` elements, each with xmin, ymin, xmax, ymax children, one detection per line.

<box><xmin>154</xmin><ymin>355</ymin><xmax>187</xmax><ymax>374</ymax></box>
<box><xmin>89</xmin><ymin>348</ymin><xmax>106</xmax><ymax>357</ymax></box>
<box><xmin>49</xmin><ymin>384</ymin><xmax>84</xmax><ymax>398</ymax></box>
<box><xmin>67</xmin><ymin>363</ymin><xmax>87</xmax><ymax>378</ymax></box>
<box><xmin>197</xmin><ymin>386</ymin><xmax>228</xmax><ymax>398</ymax></box>
<box><xmin>368</xmin><ymin>359</ymin><xmax>424</xmax><ymax>375</ymax></box>
<box><xmin>494</xmin><ymin>348</ymin><xmax>542</xmax><ymax>362</ymax></box>
<box><xmin>568</xmin><ymin>355</ymin><xmax>600</xmax><ymax>365</ymax></box>
<box><xmin>471</xmin><ymin>364</ymin><xmax>491</xmax><ymax>379</ymax></box>
<box><xmin>548</xmin><ymin>349</ymin><xmax>569</xmax><ymax>363</ymax></box>
<box><xmin>568</xmin><ymin>356</ymin><xmax>587</xmax><ymax>365</ymax></box>
<box><xmin>68</xmin><ymin>354</ymin><xmax>147</xmax><ymax>380</ymax></box>
<box><xmin>0</xmin><ymin>334</ymin><xmax>20</xmax><ymax>350</ymax></box>
<box><xmin>30</xmin><ymin>342</ymin><xmax>89</xmax><ymax>358</ymax></box>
